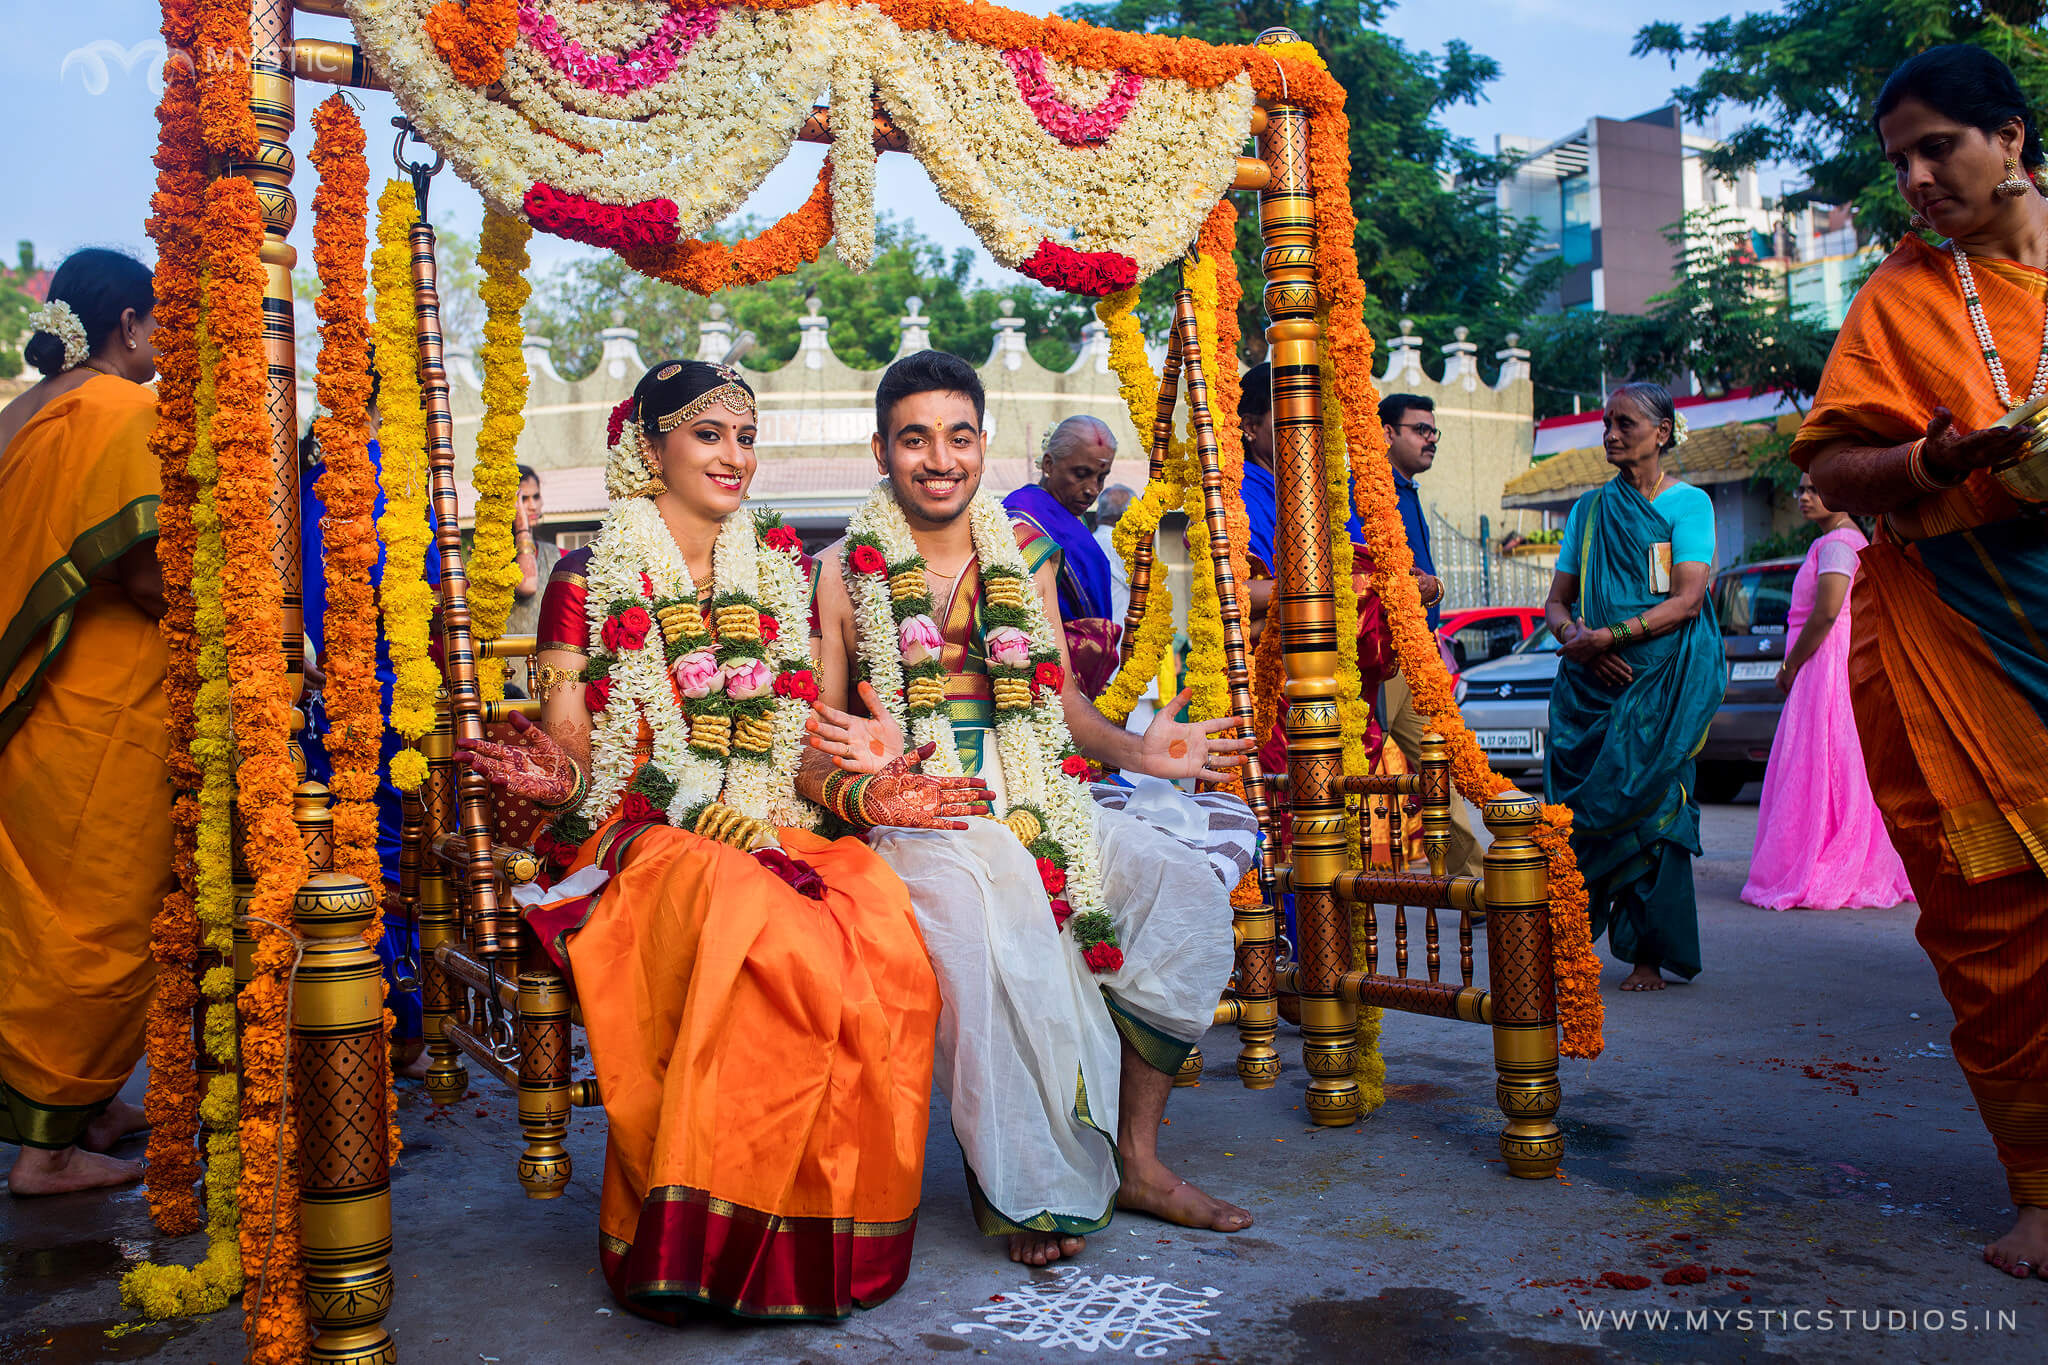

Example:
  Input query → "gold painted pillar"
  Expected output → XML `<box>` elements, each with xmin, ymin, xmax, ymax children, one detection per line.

<box><xmin>418</xmin><ymin>715</ymin><xmax>470</xmax><ymax>1108</ymax></box>
<box><xmin>1255</xmin><ymin>27</ymin><xmax>1356</xmax><ymax>1125</ymax></box>
<box><xmin>516</xmin><ymin>971</ymin><xmax>572</xmax><ymax>1198</ymax></box>
<box><xmin>1419</xmin><ymin>733</ymin><xmax>1451</xmax><ymax>878</ymax></box>
<box><xmin>1480</xmin><ymin>793</ymin><xmax>1562</xmax><ymax>1177</ymax></box>
<box><xmin>292</xmin><ymin>873</ymin><xmax>396</xmax><ymax>1365</ymax></box>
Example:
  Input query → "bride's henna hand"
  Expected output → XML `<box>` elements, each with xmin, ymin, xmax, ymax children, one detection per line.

<box><xmin>455</xmin><ymin>710</ymin><xmax>579</xmax><ymax>806</ymax></box>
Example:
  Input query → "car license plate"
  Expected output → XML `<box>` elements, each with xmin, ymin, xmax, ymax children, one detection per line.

<box><xmin>1474</xmin><ymin>729</ymin><xmax>1535</xmax><ymax>753</ymax></box>
<box><xmin>1730</xmin><ymin>661</ymin><xmax>1776</xmax><ymax>682</ymax></box>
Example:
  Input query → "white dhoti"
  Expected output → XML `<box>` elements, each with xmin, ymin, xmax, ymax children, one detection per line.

<box><xmin>869</xmin><ymin>787</ymin><xmax>1249</xmax><ymax>1236</ymax></box>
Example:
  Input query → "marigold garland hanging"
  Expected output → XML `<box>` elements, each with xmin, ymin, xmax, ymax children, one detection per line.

<box><xmin>372</xmin><ymin>179</ymin><xmax>439</xmax><ymax>792</ymax></box>
<box><xmin>204</xmin><ymin>170</ymin><xmax>311</xmax><ymax>1361</ymax></box>
<box><xmin>618</xmin><ymin>158</ymin><xmax>835</xmax><ymax>293</ymax></box>
<box><xmin>425</xmin><ymin>0</ymin><xmax>518</xmax><ymax>87</ymax></box>
<box><xmin>311</xmin><ymin>95</ymin><xmax>385</xmax><ymax>888</ymax></box>
<box><xmin>469</xmin><ymin>207</ymin><xmax>532</xmax><ymax>702</ymax></box>
<box><xmin>140</xmin><ymin>0</ymin><xmax>205</xmax><ymax>1236</ymax></box>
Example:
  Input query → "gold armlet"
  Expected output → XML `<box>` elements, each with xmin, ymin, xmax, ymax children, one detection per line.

<box><xmin>533</xmin><ymin>662</ymin><xmax>582</xmax><ymax>704</ymax></box>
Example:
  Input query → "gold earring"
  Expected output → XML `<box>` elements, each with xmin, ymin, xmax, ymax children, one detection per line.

<box><xmin>1997</xmin><ymin>155</ymin><xmax>2031</xmax><ymax>198</ymax></box>
<box><xmin>1910</xmin><ymin>211</ymin><xmax>1932</xmax><ymax>232</ymax></box>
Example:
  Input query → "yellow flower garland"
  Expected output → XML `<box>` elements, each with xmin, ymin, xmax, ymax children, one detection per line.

<box><xmin>468</xmin><ymin>208</ymin><xmax>531</xmax><ymax>703</ymax></box>
<box><xmin>123</xmin><ymin>317</ymin><xmax>245</xmax><ymax>1320</ymax></box>
<box><xmin>373</xmin><ymin>180</ymin><xmax>437</xmax><ymax>790</ymax></box>
<box><xmin>1095</xmin><ymin>286</ymin><xmax>1183</xmax><ymax>725</ymax></box>
<box><xmin>1177</xmin><ymin>253</ymin><xmax>1231</xmax><ymax>724</ymax></box>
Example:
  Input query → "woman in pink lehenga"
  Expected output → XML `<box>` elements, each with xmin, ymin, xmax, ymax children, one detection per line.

<box><xmin>1742</xmin><ymin>476</ymin><xmax>1914</xmax><ymax>910</ymax></box>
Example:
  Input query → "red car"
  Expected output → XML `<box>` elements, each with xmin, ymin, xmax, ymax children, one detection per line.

<box><xmin>1437</xmin><ymin>606</ymin><xmax>1544</xmax><ymax>681</ymax></box>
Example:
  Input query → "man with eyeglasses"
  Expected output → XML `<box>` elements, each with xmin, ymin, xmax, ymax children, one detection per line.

<box><xmin>1378</xmin><ymin>392</ymin><xmax>1482</xmax><ymax>878</ymax></box>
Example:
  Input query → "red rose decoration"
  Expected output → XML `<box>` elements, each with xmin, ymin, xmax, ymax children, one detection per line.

<box><xmin>523</xmin><ymin>181</ymin><xmax>680</xmax><ymax>252</ymax></box>
<box><xmin>849</xmin><ymin>544</ymin><xmax>887</xmax><ymax>575</ymax></box>
<box><xmin>764</xmin><ymin>526</ymin><xmax>804</xmax><ymax>556</ymax></box>
<box><xmin>585</xmin><ymin>675</ymin><xmax>612</xmax><ymax>712</ymax></box>
<box><xmin>619</xmin><ymin>791</ymin><xmax>660</xmax><ymax>825</ymax></box>
<box><xmin>1049</xmin><ymin>898</ymin><xmax>1073</xmax><ymax>928</ymax></box>
<box><xmin>1082</xmin><ymin>942</ymin><xmax>1125</xmax><ymax>974</ymax></box>
<box><xmin>1033</xmin><ymin>661</ymin><xmax>1065</xmax><ymax>694</ymax></box>
<box><xmin>1061</xmin><ymin>755</ymin><xmax>1092</xmax><ymax>779</ymax></box>
<box><xmin>601</xmin><ymin>607</ymin><xmax>651</xmax><ymax>653</ymax></box>
<box><xmin>1016</xmin><ymin>239</ymin><xmax>1139</xmax><ymax>297</ymax></box>
<box><xmin>759</xmin><ymin>613</ymin><xmax>780</xmax><ymax>644</ymax></box>
<box><xmin>606</xmin><ymin>397</ymin><xmax>635</xmax><ymax>447</ymax></box>
<box><xmin>774</xmin><ymin>669</ymin><xmax>821</xmax><ymax>703</ymax></box>
<box><xmin>1036</xmin><ymin>856</ymin><xmax>1067</xmax><ymax>895</ymax></box>
<box><xmin>639</xmin><ymin>572</ymin><xmax>655</xmax><ymax>600</ymax></box>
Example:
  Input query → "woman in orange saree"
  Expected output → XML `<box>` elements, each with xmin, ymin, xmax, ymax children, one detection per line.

<box><xmin>0</xmin><ymin>250</ymin><xmax>164</xmax><ymax>1195</ymax></box>
<box><xmin>1797</xmin><ymin>46</ymin><xmax>2048</xmax><ymax>1279</ymax></box>
<box><xmin>461</xmin><ymin>361</ymin><xmax>964</xmax><ymax>1320</ymax></box>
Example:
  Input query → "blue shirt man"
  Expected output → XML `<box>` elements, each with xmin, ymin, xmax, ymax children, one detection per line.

<box><xmin>1379</xmin><ymin>393</ymin><xmax>1444</xmax><ymax>630</ymax></box>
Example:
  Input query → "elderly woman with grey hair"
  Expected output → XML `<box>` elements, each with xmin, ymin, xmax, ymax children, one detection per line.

<box><xmin>1004</xmin><ymin>415</ymin><xmax>1123</xmax><ymax>697</ymax></box>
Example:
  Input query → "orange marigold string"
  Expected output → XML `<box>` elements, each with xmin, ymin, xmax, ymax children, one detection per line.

<box><xmin>1303</xmin><ymin>104</ymin><xmax>1604</xmax><ymax>1059</ymax></box>
<box><xmin>141</xmin><ymin>0</ymin><xmax>207</xmax><ymax>1235</ymax></box>
<box><xmin>426</xmin><ymin>0</ymin><xmax>518</xmax><ymax>87</ymax></box>
<box><xmin>194</xmin><ymin>0</ymin><xmax>254</xmax><ymax>159</ymax></box>
<box><xmin>207</xmin><ymin>172</ymin><xmax>311</xmax><ymax>1362</ymax></box>
<box><xmin>619</xmin><ymin>158</ymin><xmax>835</xmax><ymax>293</ymax></box>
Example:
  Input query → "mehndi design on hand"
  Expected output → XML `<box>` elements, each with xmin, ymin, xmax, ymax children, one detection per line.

<box><xmin>455</xmin><ymin>710</ymin><xmax>582</xmax><ymax>809</ymax></box>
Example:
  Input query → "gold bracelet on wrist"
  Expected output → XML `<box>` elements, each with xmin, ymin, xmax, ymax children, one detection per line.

<box><xmin>1908</xmin><ymin>438</ymin><xmax>1964</xmax><ymax>494</ymax></box>
<box><xmin>535</xmin><ymin>762</ymin><xmax>587</xmax><ymax>814</ymax></box>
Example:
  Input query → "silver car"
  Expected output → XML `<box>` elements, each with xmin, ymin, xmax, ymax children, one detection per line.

<box><xmin>1452</xmin><ymin>625</ymin><xmax>1561</xmax><ymax>779</ymax></box>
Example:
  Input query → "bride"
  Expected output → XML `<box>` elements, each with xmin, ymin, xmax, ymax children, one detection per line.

<box><xmin>459</xmin><ymin>359</ymin><xmax>977</xmax><ymax>1322</ymax></box>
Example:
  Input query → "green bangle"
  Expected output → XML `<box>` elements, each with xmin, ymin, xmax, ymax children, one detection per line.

<box><xmin>535</xmin><ymin>762</ymin><xmax>587</xmax><ymax>813</ymax></box>
<box><xmin>1609</xmin><ymin>619</ymin><xmax>1633</xmax><ymax>644</ymax></box>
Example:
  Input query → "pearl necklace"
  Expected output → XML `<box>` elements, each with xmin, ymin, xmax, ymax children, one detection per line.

<box><xmin>1949</xmin><ymin>241</ymin><xmax>2048</xmax><ymax>408</ymax></box>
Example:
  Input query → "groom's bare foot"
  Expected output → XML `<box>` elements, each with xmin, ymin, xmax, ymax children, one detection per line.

<box><xmin>1984</xmin><ymin>1205</ymin><xmax>2048</xmax><ymax>1279</ymax></box>
<box><xmin>1117</xmin><ymin>1155</ymin><xmax>1252</xmax><ymax>1232</ymax></box>
<box><xmin>8</xmin><ymin>1146</ymin><xmax>144</xmax><ymax>1196</ymax></box>
<box><xmin>80</xmin><ymin>1099</ymin><xmax>147</xmax><ymax>1152</ymax></box>
<box><xmin>1008</xmin><ymin>1232</ymin><xmax>1085</xmax><ymax>1266</ymax></box>
<box><xmin>1619</xmin><ymin>964</ymin><xmax>1667</xmax><ymax>992</ymax></box>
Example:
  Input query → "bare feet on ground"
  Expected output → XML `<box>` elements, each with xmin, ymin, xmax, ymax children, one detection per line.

<box><xmin>393</xmin><ymin>1040</ymin><xmax>431</xmax><ymax>1081</ymax></box>
<box><xmin>1619</xmin><ymin>964</ymin><xmax>1668</xmax><ymax>992</ymax></box>
<box><xmin>79</xmin><ymin>1099</ymin><xmax>147</xmax><ymax>1152</ymax></box>
<box><xmin>1116</xmin><ymin>1155</ymin><xmax>1253</xmax><ymax>1233</ymax></box>
<box><xmin>1008</xmin><ymin>1232</ymin><xmax>1086</xmax><ymax>1266</ymax></box>
<box><xmin>1983</xmin><ymin>1205</ymin><xmax>2048</xmax><ymax>1280</ymax></box>
<box><xmin>7</xmin><ymin>1145</ymin><xmax>144</xmax><ymax>1196</ymax></box>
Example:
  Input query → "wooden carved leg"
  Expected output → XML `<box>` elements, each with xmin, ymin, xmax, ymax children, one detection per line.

<box><xmin>516</xmin><ymin>969</ymin><xmax>572</xmax><ymax>1198</ymax></box>
<box><xmin>1481</xmin><ymin>793</ymin><xmax>1562</xmax><ymax>1178</ymax></box>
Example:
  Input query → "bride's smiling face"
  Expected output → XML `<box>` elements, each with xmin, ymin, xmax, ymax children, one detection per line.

<box><xmin>655</xmin><ymin>410</ymin><xmax>758</xmax><ymax>519</ymax></box>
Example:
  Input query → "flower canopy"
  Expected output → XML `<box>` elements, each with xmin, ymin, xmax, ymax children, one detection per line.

<box><xmin>348</xmin><ymin>0</ymin><xmax>1254</xmax><ymax>289</ymax></box>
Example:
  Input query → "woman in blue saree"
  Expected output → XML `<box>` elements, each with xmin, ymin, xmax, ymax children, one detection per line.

<box><xmin>1543</xmin><ymin>382</ymin><xmax>1727</xmax><ymax>992</ymax></box>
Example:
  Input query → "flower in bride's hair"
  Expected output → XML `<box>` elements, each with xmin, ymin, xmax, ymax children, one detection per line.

<box><xmin>722</xmin><ymin>657</ymin><xmax>773</xmax><ymax>701</ymax></box>
<box><xmin>898</xmin><ymin>613</ymin><xmax>943</xmax><ymax>665</ymax></box>
<box><xmin>607</xmin><ymin>397</ymin><xmax>634</xmax><ymax>447</ymax></box>
<box><xmin>987</xmin><ymin>625</ymin><xmax>1033</xmax><ymax>668</ymax></box>
<box><xmin>672</xmin><ymin>649</ymin><xmax>722</xmax><ymax>699</ymax></box>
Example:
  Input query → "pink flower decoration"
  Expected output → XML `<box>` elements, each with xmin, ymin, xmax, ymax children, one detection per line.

<box><xmin>898</xmin><ymin>613</ymin><xmax>943</xmax><ymax>666</ymax></box>
<box><xmin>721</xmin><ymin>657</ymin><xmax>773</xmax><ymax>701</ymax></box>
<box><xmin>1002</xmin><ymin>48</ymin><xmax>1142</xmax><ymax>145</ymax></box>
<box><xmin>672</xmin><ymin>648</ymin><xmax>722</xmax><ymax>699</ymax></box>
<box><xmin>523</xmin><ymin>182</ymin><xmax>679</xmax><ymax>251</ymax></box>
<box><xmin>519</xmin><ymin>1</ymin><xmax>722</xmax><ymax>98</ymax></box>
<box><xmin>986</xmin><ymin>625</ymin><xmax>1034</xmax><ymax>669</ymax></box>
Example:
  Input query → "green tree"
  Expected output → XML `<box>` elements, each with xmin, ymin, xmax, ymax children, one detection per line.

<box><xmin>0</xmin><ymin>241</ymin><xmax>45</xmax><ymax>381</ymax></box>
<box><xmin>1062</xmin><ymin>0</ymin><xmax>1566</xmax><ymax>356</ymax></box>
<box><xmin>1634</xmin><ymin>2</ymin><xmax>2048</xmax><ymax>245</ymax></box>
<box><xmin>530</xmin><ymin>216</ymin><xmax>1092</xmax><ymax>379</ymax></box>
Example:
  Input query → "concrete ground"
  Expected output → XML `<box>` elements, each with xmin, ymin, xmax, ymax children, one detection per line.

<box><xmin>6</xmin><ymin>797</ymin><xmax>2046</xmax><ymax>1364</ymax></box>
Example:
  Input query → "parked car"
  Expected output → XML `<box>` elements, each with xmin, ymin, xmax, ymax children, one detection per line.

<box><xmin>1437</xmin><ymin>605</ymin><xmax>1544</xmax><ymax>682</ymax></box>
<box><xmin>1450</xmin><ymin>557</ymin><xmax>1802</xmax><ymax>800</ymax></box>
<box><xmin>1697</xmin><ymin>556</ymin><xmax>1801</xmax><ymax>803</ymax></box>
<box><xmin>1452</xmin><ymin>623</ymin><xmax>1560</xmax><ymax>780</ymax></box>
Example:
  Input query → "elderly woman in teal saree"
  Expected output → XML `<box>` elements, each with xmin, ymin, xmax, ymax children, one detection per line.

<box><xmin>1543</xmin><ymin>383</ymin><xmax>1727</xmax><ymax>992</ymax></box>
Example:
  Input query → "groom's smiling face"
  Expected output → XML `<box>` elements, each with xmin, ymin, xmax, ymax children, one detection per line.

<box><xmin>874</xmin><ymin>389</ymin><xmax>986</xmax><ymax>529</ymax></box>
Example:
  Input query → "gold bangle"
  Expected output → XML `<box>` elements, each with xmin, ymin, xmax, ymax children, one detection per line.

<box><xmin>1908</xmin><ymin>438</ymin><xmax>1963</xmax><ymax>494</ymax></box>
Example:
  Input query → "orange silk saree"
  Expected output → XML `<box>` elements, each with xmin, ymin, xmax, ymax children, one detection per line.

<box><xmin>0</xmin><ymin>374</ymin><xmax>167</xmax><ymax>1149</ymax></box>
<box><xmin>1793</xmin><ymin>234</ymin><xmax>2048</xmax><ymax>1204</ymax></box>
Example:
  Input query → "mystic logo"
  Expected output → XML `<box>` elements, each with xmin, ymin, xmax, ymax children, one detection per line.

<box><xmin>61</xmin><ymin>39</ymin><xmax>182</xmax><ymax>97</ymax></box>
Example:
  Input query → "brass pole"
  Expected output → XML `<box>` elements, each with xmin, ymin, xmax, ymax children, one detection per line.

<box><xmin>291</xmin><ymin>873</ymin><xmax>396</xmax><ymax>1364</ymax></box>
<box><xmin>1118</xmin><ymin>341</ymin><xmax>1182</xmax><ymax>667</ymax></box>
<box><xmin>1169</xmin><ymin>286</ymin><xmax>1274</xmax><ymax>858</ymax></box>
<box><xmin>412</xmin><ymin>224</ymin><xmax>512</xmax><ymax>963</ymax></box>
<box><xmin>1419</xmin><ymin>733</ymin><xmax>1452</xmax><ymax>878</ymax></box>
<box><xmin>418</xmin><ymin>707</ymin><xmax>470</xmax><ymax>1108</ymax></box>
<box><xmin>1479</xmin><ymin>793</ymin><xmax>1562</xmax><ymax>1177</ymax></box>
<box><xmin>516</xmin><ymin>971</ymin><xmax>573</xmax><ymax>1198</ymax></box>
<box><xmin>1255</xmin><ymin>26</ymin><xmax>1357</xmax><ymax>1126</ymax></box>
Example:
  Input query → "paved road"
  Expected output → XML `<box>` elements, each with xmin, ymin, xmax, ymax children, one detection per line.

<box><xmin>6</xmin><ymin>800</ymin><xmax>2045</xmax><ymax>1363</ymax></box>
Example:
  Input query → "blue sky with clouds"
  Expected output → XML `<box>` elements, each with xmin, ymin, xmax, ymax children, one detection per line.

<box><xmin>1</xmin><ymin>0</ymin><xmax>1775</xmax><ymax>290</ymax></box>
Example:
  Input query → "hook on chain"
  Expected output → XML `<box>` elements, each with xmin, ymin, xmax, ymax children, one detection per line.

<box><xmin>391</xmin><ymin>117</ymin><xmax>444</xmax><ymax>218</ymax></box>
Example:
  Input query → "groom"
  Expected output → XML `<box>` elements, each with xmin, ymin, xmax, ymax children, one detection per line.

<box><xmin>806</xmin><ymin>351</ymin><xmax>1256</xmax><ymax>1266</ymax></box>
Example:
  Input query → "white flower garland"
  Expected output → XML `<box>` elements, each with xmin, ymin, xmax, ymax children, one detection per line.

<box><xmin>573</xmin><ymin>454</ymin><xmax>819</xmax><ymax>838</ymax></box>
<box><xmin>27</xmin><ymin>299</ymin><xmax>89</xmax><ymax>372</ymax></box>
<box><xmin>844</xmin><ymin>483</ymin><xmax>1108</xmax><ymax>936</ymax></box>
<box><xmin>347</xmin><ymin>0</ymin><xmax>1249</xmax><ymax>278</ymax></box>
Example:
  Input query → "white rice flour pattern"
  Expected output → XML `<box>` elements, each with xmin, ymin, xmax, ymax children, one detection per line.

<box><xmin>954</xmin><ymin>1269</ymin><xmax>1222</xmax><ymax>1357</ymax></box>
